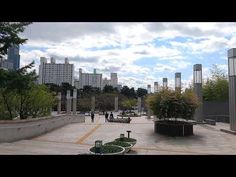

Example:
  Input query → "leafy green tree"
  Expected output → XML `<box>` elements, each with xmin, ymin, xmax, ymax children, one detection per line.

<box><xmin>136</xmin><ymin>88</ymin><xmax>148</xmax><ymax>97</ymax></box>
<box><xmin>0</xmin><ymin>22</ymin><xmax>31</xmax><ymax>58</ymax></box>
<box><xmin>120</xmin><ymin>85</ymin><xmax>137</xmax><ymax>98</ymax></box>
<box><xmin>146</xmin><ymin>89</ymin><xmax>198</xmax><ymax>120</ymax></box>
<box><xmin>121</xmin><ymin>98</ymin><xmax>137</xmax><ymax>112</ymax></box>
<box><xmin>103</xmin><ymin>85</ymin><xmax>115</xmax><ymax>93</ymax></box>
<box><xmin>203</xmin><ymin>64</ymin><xmax>228</xmax><ymax>101</ymax></box>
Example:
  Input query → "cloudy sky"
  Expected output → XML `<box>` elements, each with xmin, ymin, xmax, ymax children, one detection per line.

<box><xmin>18</xmin><ymin>22</ymin><xmax>236</xmax><ymax>91</ymax></box>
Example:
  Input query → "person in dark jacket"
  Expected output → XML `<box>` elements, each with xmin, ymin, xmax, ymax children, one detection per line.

<box><xmin>105</xmin><ymin>112</ymin><xmax>109</xmax><ymax>122</ymax></box>
<box><xmin>91</xmin><ymin>111</ymin><xmax>95</xmax><ymax>122</ymax></box>
<box><xmin>109</xmin><ymin>112</ymin><xmax>114</xmax><ymax>119</ymax></box>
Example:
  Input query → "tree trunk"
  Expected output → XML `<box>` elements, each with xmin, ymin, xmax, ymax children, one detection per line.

<box><xmin>1</xmin><ymin>92</ymin><xmax>13</xmax><ymax>119</ymax></box>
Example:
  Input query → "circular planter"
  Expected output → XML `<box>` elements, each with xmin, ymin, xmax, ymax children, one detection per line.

<box><xmin>89</xmin><ymin>145</ymin><xmax>125</xmax><ymax>155</ymax></box>
<box><xmin>104</xmin><ymin>141</ymin><xmax>133</xmax><ymax>153</ymax></box>
<box><xmin>114</xmin><ymin>137</ymin><xmax>137</xmax><ymax>146</ymax></box>
<box><xmin>154</xmin><ymin>120</ymin><xmax>193</xmax><ymax>136</ymax></box>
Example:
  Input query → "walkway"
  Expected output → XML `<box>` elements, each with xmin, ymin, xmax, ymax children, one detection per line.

<box><xmin>0</xmin><ymin>113</ymin><xmax>236</xmax><ymax>154</ymax></box>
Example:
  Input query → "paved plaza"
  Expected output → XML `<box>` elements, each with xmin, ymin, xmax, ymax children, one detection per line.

<box><xmin>0</xmin><ymin>113</ymin><xmax>236</xmax><ymax>155</ymax></box>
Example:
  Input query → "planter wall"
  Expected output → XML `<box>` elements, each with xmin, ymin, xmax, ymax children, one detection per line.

<box><xmin>0</xmin><ymin>114</ymin><xmax>85</xmax><ymax>143</ymax></box>
<box><xmin>154</xmin><ymin>120</ymin><xmax>193</xmax><ymax>136</ymax></box>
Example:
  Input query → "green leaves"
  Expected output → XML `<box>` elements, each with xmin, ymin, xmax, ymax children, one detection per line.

<box><xmin>0</xmin><ymin>22</ymin><xmax>32</xmax><ymax>58</ymax></box>
<box><xmin>146</xmin><ymin>89</ymin><xmax>199</xmax><ymax>120</ymax></box>
<box><xmin>203</xmin><ymin>64</ymin><xmax>228</xmax><ymax>101</ymax></box>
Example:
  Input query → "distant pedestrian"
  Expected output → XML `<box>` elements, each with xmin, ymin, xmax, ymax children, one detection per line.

<box><xmin>109</xmin><ymin>112</ymin><xmax>114</xmax><ymax>119</ymax></box>
<box><xmin>91</xmin><ymin>111</ymin><xmax>95</xmax><ymax>122</ymax></box>
<box><xmin>105</xmin><ymin>112</ymin><xmax>109</xmax><ymax>122</ymax></box>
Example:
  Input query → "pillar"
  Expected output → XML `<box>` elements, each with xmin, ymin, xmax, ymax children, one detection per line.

<box><xmin>193</xmin><ymin>64</ymin><xmax>203</xmax><ymax>122</ymax></box>
<box><xmin>66</xmin><ymin>90</ymin><xmax>71</xmax><ymax>114</ymax></box>
<box><xmin>91</xmin><ymin>96</ymin><xmax>95</xmax><ymax>112</ymax></box>
<box><xmin>138</xmin><ymin>97</ymin><xmax>142</xmax><ymax>113</ymax></box>
<box><xmin>57</xmin><ymin>92</ymin><xmax>61</xmax><ymax>114</ymax></box>
<box><xmin>175</xmin><ymin>72</ymin><xmax>181</xmax><ymax>92</ymax></box>
<box><xmin>73</xmin><ymin>89</ymin><xmax>77</xmax><ymax>115</ymax></box>
<box><xmin>115</xmin><ymin>96</ymin><xmax>118</xmax><ymax>112</ymax></box>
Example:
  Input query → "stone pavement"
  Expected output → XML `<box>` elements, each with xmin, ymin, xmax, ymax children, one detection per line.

<box><xmin>0</xmin><ymin>113</ymin><xmax>236</xmax><ymax>155</ymax></box>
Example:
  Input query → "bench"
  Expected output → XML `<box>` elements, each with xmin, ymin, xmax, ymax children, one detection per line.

<box><xmin>108</xmin><ymin>118</ymin><xmax>132</xmax><ymax>123</ymax></box>
<box><xmin>204</xmin><ymin>119</ymin><xmax>216</xmax><ymax>125</ymax></box>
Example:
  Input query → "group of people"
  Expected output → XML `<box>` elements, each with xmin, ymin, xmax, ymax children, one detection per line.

<box><xmin>90</xmin><ymin>111</ymin><xmax>114</xmax><ymax>122</ymax></box>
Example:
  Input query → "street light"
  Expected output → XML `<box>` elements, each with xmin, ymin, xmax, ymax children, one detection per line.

<box><xmin>193</xmin><ymin>64</ymin><xmax>202</xmax><ymax>84</ymax></box>
<box><xmin>120</xmin><ymin>133</ymin><xmax>125</xmax><ymax>140</ymax></box>
<box><xmin>175</xmin><ymin>72</ymin><xmax>181</xmax><ymax>92</ymax></box>
<box><xmin>95</xmin><ymin>140</ymin><xmax>103</xmax><ymax>154</ymax></box>
<box><xmin>163</xmin><ymin>78</ymin><xmax>168</xmax><ymax>89</ymax></box>
<box><xmin>126</xmin><ymin>130</ymin><xmax>131</xmax><ymax>138</ymax></box>
<box><xmin>228</xmin><ymin>48</ymin><xmax>236</xmax><ymax>131</ymax></box>
<box><xmin>193</xmin><ymin>64</ymin><xmax>203</xmax><ymax>122</ymax></box>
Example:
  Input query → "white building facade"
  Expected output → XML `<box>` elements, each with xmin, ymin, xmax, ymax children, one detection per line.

<box><xmin>79</xmin><ymin>68</ymin><xmax>102</xmax><ymax>89</ymax></box>
<box><xmin>39</xmin><ymin>57</ymin><xmax>74</xmax><ymax>86</ymax></box>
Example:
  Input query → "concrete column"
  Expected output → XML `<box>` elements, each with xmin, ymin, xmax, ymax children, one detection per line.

<box><xmin>175</xmin><ymin>72</ymin><xmax>181</xmax><ymax>92</ymax></box>
<box><xmin>228</xmin><ymin>48</ymin><xmax>236</xmax><ymax>131</ymax></box>
<box><xmin>138</xmin><ymin>97</ymin><xmax>142</xmax><ymax>113</ymax></box>
<box><xmin>57</xmin><ymin>92</ymin><xmax>61</xmax><ymax>114</ymax></box>
<box><xmin>114</xmin><ymin>96</ymin><xmax>118</xmax><ymax>112</ymax></box>
<box><xmin>193</xmin><ymin>64</ymin><xmax>203</xmax><ymax>122</ymax></box>
<box><xmin>91</xmin><ymin>96</ymin><xmax>95</xmax><ymax>112</ymax></box>
<box><xmin>147</xmin><ymin>108</ymin><xmax>152</xmax><ymax>119</ymax></box>
<box><xmin>73</xmin><ymin>89</ymin><xmax>77</xmax><ymax>115</ymax></box>
<box><xmin>66</xmin><ymin>90</ymin><xmax>71</xmax><ymax>114</ymax></box>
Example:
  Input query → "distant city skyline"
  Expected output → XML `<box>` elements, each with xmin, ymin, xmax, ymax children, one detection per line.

<box><xmin>17</xmin><ymin>22</ymin><xmax>236</xmax><ymax>90</ymax></box>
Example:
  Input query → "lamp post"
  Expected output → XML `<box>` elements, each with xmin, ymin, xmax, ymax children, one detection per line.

<box><xmin>120</xmin><ymin>133</ymin><xmax>125</xmax><ymax>140</ymax></box>
<box><xmin>175</xmin><ymin>72</ymin><xmax>181</xmax><ymax>92</ymax></box>
<box><xmin>163</xmin><ymin>78</ymin><xmax>168</xmax><ymax>89</ymax></box>
<box><xmin>228</xmin><ymin>48</ymin><xmax>236</xmax><ymax>131</ymax></box>
<box><xmin>193</xmin><ymin>64</ymin><xmax>203</xmax><ymax>122</ymax></box>
<box><xmin>95</xmin><ymin>140</ymin><xmax>102</xmax><ymax>154</ymax></box>
<box><xmin>126</xmin><ymin>130</ymin><xmax>131</xmax><ymax>138</ymax></box>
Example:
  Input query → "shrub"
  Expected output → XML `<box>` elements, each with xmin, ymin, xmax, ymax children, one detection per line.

<box><xmin>146</xmin><ymin>89</ymin><xmax>199</xmax><ymax>120</ymax></box>
<box><xmin>115</xmin><ymin>137</ymin><xmax>136</xmax><ymax>142</ymax></box>
<box><xmin>104</xmin><ymin>141</ymin><xmax>132</xmax><ymax>148</ymax></box>
<box><xmin>90</xmin><ymin>145</ymin><xmax>124</xmax><ymax>153</ymax></box>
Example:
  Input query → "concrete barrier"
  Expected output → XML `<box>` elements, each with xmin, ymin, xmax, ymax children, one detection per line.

<box><xmin>0</xmin><ymin>114</ymin><xmax>85</xmax><ymax>143</ymax></box>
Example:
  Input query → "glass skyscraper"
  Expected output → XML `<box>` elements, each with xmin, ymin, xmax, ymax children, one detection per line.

<box><xmin>7</xmin><ymin>45</ymin><xmax>20</xmax><ymax>70</ymax></box>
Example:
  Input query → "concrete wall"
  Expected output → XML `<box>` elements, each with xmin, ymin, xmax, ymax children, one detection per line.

<box><xmin>203</xmin><ymin>101</ymin><xmax>229</xmax><ymax>123</ymax></box>
<box><xmin>0</xmin><ymin>114</ymin><xmax>85</xmax><ymax>143</ymax></box>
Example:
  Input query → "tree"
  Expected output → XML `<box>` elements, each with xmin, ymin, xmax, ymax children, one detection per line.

<box><xmin>203</xmin><ymin>64</ymin><xmax>228</xmax><ymax>101</ymax></box>
<box><xmin>0</xmin><ymin>22</ymin><xmax>31</xmax><ymax>58</ymax></box>
<box><xmin>0</xmin><ymin>62</ymin><xmax>56</xmax><ymax>120</ymax></box>
<box><xmin>103</xmin><ymin>85</ymin><xmax>115</xmax><ymax>93</ymax></box>
<box><xmin>146</xmin><ymin>89</ymin><xmax>198</xmax><ymax>120</ymax></box>
<box><xmin>120</xmin><ymin>86</ymin><xmax>137</xmax><ymax>98</ymax></box>
<box><xmin>121</xmin><ymin>98</ymin><xmax>137</xmax><ymax>112</ymax></box>
<box><xmin>136</xmin><ymin>88</ymin><xmax>148</xmax><ymax>97</ymax></box>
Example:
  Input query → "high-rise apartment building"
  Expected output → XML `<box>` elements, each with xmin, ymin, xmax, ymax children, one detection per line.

<box><xmin>102</xmin><ymin>73</ymin><xmax>118</xmax><ymax>88</ymax></box>
<box><xmin>39</xmin><ymin>57</ymin><xmax>74</xmax><ymax>86</ymax></box>
<box><xmin>154</xmin><ymin>82</ymin><xmax>158</xmax><ymax>92</ymax></box>
<box><xmin>79</xmin><ymin>68</ymin><xmax>102</xmax><ymax>89</ymax></box>
<box><xmin>7</xmin><ymin>45</ymin><xmax>20</xmax><ymax>70</ymax></box>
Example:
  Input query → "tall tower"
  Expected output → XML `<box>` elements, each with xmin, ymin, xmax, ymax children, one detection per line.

<box><xmin>7</xmin><ymin>44</ymin><xmax>20</xmax><ymax>70</ymax></box>
<box><xmin>154</xmin><ymin>82</ymin><xmax>158</xmax><ymax>93</ymax></box>
<box><xmin>111</xmin><ymin>73</ymin><xmax>118</xmax><ymax>87</ymax></box>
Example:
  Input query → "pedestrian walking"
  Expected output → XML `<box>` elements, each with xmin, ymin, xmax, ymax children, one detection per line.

<box><xmin>91</xmin><ymin>111</ymin><xmax>95</xmax><ymax>122</ymax></box>
<box><xmin>105</xmin><ymin>112</ymin><xmax>109</xmax><ymax>122</ymax></box>
<box><xmin>109</xmin><ymin>112</ymin><xmax>114</xmax><ymax>119</ymax></box>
